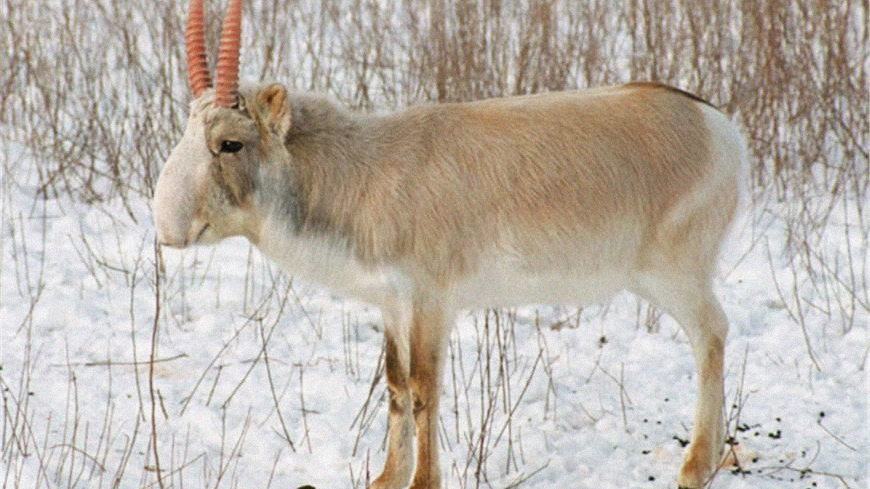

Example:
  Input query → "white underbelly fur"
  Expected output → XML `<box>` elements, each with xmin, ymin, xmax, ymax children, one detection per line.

<box><xmin>450</xmin><ymin>266</ymin><xmax>625</xmax><ymax>310</ymax></box>
<box><xmin>448</xmin><ymin>249</ymin><xmax>630</xmax><ymax>310</ymax></box>
<box><xmin>259</xmin><ymin>221</ymin><xmax>634</xmax><ymax>312</ymax></box>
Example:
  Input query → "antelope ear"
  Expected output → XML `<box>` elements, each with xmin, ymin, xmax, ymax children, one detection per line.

<box><xmin>257</xmin><ymin>83</ymin><xmax>291</xmax><ymax>136</ymax></box>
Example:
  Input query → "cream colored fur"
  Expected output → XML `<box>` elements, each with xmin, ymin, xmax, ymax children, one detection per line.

<box><xmin>153</xmin><ymin>82</ymin><xmax>746</xmax><ymax>489</ymax></box>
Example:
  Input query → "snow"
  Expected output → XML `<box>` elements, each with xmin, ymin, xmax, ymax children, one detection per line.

<box><xmin>2</xmin><ymin>139</ymin><xmax>868</xmax><ymax>489</ymax></box>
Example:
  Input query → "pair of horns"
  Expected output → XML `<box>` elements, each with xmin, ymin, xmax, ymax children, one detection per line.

<box><xmin>185</xmin><ymin>0</ymin><xmax>241</xmax><ymax>107</ymax></box>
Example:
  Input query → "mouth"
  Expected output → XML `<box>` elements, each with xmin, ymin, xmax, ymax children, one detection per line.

<box><xmin>155</xmin><ymin>222</ymin><xmax>210</xmax><ymax>249</ymax></box>
<box><xmin>193</xmin><ymin>222</ymin><xmax>210</xmax><ymax>244</ymax></box>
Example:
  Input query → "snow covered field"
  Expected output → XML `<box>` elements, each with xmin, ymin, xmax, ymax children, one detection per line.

<box><xmin>3</xmin><ymin>136</ymin><xmax>867</xmax><ymax>489</ymax></box>
<box><xmin>1</xmin><ymin>1</ymin><xmax>867</xmax><ymax>488</ymax></box>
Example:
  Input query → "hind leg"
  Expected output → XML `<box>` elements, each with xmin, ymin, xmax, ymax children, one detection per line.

<box><xmin>633</xmin><ymin>277</ymin><xmax>727</xmax><ymax>489</ymax></box>
<box><xmin>675</xmin><ymin>296</ymin><xmax>726</xmax><ymax>489</ymax></box>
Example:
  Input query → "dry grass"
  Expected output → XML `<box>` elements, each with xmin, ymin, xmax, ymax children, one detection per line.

<box><xmin>4</xmin><ymin>0</ymin><xmax>866</xmax><ymax>196</ymax></box>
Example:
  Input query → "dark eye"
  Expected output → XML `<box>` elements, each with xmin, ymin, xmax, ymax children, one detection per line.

<box><xmin>220</xmin><ymin>140</ymin><xmax>244</xmax><ymax>153</ymax></box>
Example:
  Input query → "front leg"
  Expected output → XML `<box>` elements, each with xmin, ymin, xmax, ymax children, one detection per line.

<box><xmin>408</xmin><ymin>300</ymin><xmax>448</xmax><ymax>489</ymax></box>
<box><xmin>370</xmin><ymin>317</ymin><xmax>414</xmax><ymax>489</ymax></box>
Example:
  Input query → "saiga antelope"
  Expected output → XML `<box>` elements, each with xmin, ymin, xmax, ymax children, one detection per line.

<box><xmin>152</xmin><ymin>0</ymin><xmax>747</xmax><ymax>487</ymax></box>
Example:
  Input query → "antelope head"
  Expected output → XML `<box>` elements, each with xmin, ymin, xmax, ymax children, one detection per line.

<box><xmin>153</xmin><ymin>0</ymin><xmax>291</xmax><ymax>248</ymax></box>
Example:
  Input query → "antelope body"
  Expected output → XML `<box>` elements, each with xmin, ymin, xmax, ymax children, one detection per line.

<box><xmin>153</xmin><ymin>1</ymin><xmax>747</xmax><ymax>488</ymax></box>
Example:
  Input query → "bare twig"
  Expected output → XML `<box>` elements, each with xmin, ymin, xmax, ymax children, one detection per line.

<box><xmin>149</xmin><ymin>241</ymin><xmax>166</xmax><ymax>489</ymax></box>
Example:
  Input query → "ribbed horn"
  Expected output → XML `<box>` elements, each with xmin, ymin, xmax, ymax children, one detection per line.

<box><xmin>215</xmin><ymin>0</ymin><xmax>242</xmax><ymax>107</ymax></box>
<box><xmin>185</xmin><ymin>0</ymin><xmax>211</xmax><ymax>96</ymax></box>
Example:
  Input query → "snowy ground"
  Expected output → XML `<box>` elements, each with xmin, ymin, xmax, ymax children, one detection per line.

<box><xmin>2</xmin><ymin>139</ymin><xmax>868</xmax><ymax>489</ymax></box>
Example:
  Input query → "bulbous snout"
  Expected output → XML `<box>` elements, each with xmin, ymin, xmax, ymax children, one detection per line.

<box><xmin>153</xmin><ymin>163</ymin><xmax>197</xmax><ymax>248</ymax></box>
<box><xmin>152</xmin><ymin>112</ymin><xmax>212</xmax><ymax>248</ymax></box>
